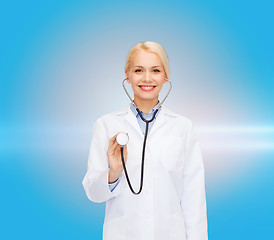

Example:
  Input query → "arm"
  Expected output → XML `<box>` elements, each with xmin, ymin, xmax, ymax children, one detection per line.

<box><xmin>82</xmin><ymin>119</ymin><xmax>123</xmax><ymax>203</ymax></box>
<box><xmin>180</xmin><ymin>123</ymin><xmax>208</xmax><ymax>240</ymax></box>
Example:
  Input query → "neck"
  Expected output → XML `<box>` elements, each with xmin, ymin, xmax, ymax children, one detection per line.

<box><xmin>133</xmin><ymin>97</ymin><xmax>159</xmax><ymax>113</ymax></box>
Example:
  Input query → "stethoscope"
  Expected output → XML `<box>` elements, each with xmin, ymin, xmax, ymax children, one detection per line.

<box><xmin>116</xmin><ymin>78</ymin><xmax>172</xmax><ymax>195</ymax></box>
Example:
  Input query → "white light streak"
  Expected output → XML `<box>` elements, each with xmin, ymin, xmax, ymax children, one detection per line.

<box><xmin>196</xmin><ymin>125</ymin><xmax>274</xmax><ymax>151</ymax></box>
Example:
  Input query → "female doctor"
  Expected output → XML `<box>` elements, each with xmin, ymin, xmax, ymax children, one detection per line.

<box><xmin>82</xmin><ymin>41</ymin><xmax>208</xmax><ymax>240</ymax></box>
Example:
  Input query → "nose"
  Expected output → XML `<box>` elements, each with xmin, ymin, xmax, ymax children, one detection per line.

<box><xmin>144</xmin><ymin>70</ymin><xmax>152</xmax><ymax>82</ymax></box>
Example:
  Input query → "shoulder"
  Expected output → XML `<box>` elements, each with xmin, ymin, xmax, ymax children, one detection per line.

<box><xmin>93</xmin><ymin>104</ymin><xmax>129</xmax><ymax>126</ymax></box>
<box><xmin>161</xmin><ymin>105</ymin><xmax>199</xmax><ymax>142</ymax></box>
<box><xmin>162</xmin><ymin>105</ymin><xmax>193</xmax><ymax>127</ymax></box>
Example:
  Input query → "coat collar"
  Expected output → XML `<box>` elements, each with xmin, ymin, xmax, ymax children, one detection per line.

<box><xmin>115</xmin><ymin>103</ymin><xmax>178</xmax><ymax>138</ymax></box>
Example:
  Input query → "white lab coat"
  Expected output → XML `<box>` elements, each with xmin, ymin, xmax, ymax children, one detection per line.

<box><xmin>83</xmin><ymin>104</ymin><xmax>208</xmax><ymax>240</ymax></box>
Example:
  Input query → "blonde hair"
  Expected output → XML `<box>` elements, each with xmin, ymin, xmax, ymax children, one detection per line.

<box><xmin>125</xmin><ymin>41</ymin><xmax>170</xmax><ymax>79</ymax></box>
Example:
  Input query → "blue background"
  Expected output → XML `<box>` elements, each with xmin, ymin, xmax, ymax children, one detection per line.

<box><xmin>1</xmin><ymin>0</ymin><xmax>273</xmax><ymax>239</ymax></box>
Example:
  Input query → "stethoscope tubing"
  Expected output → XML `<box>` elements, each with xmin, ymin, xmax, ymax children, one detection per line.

<box><xmin>120</xmin><ymin>120</ymin><xmax>150</xmax><ymax>194</ymax></box>
<box><xmin>120</xmin><ymin>78</ymin><xmax>172</xmax><ymax>195</ymax></box>
<box><xmin>122</xmin><ymin>78</ymin><xmax>172</xmax><ymax>114</ymax></box>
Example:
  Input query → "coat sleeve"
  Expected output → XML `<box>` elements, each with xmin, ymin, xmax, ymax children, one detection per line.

<box><xmin>82</xmin><ymin>118</ymin><xmax>123</xmax><ymax>203</ymax></box>
<box><xmin>180</xmin><ymin>122</ymin><xmax>208</xmax><ymax>240</ymax></box>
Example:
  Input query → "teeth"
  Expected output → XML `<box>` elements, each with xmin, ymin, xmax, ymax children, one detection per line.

<box><xmin>140</xmin><ymin>86</ymin><xmax>155</xmax><ymax>90</ymax></box>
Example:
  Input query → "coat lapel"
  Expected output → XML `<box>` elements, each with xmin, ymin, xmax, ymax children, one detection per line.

<box><xmin>148</xmin><ymin>107</ymin><xmax>168</xmax><ymax>137</ymax></box>
<box><xmin>118</xmin><ymin>104</ymin><xmax>144</xmax><ymax>137</ymax></box>
<box><xmin>116</xmin><ymin>104</ymin><xmax>175</xmax><ymax>138</ymax></box>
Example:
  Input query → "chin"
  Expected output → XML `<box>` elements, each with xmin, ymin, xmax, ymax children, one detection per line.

<box><xmin>135</xmin><ymin>95</ymin><xmax>159</xmax><ymax>101</ymax></box>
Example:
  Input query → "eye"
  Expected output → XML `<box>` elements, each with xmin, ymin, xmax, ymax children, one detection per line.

<box><xmin>134</xmin><ymin>69</ymin><xmax>142</xmax><ymax>72</ymax></box>
<box><xmin>152</xmin><ymin>69</ymin><xmax>160</xmax><ymax>72</ymax></box>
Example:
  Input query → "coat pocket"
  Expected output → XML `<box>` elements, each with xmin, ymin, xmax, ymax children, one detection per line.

<box><xmin>168</xmin><ymin>214</ymin><xmax>187</xmax><ymax>240</ymax></box>
<box><xmin>152</xmin><ymin>136</ymin><xmax>185</xmax><ymax>171</ymax></box>
<box><xmin>103</xmin><ymin>216</ymin><xmax>126</xmax><ymax>240</ymax></box>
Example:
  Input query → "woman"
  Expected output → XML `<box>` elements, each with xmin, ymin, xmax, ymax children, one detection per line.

<box><xmin>83</xmin><ymin>41</ymin><xmax>208</xmax><ymax>240</ymax></box>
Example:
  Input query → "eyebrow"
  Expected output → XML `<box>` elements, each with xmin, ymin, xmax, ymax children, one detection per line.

<box><xmin>132</xmin><ymin>65</ymin><xmax>162</xmax><ymax>68</ymax></box>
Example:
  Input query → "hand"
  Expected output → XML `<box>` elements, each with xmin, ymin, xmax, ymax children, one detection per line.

<box><xmin>107</xmin><ymin>133</ymin><xmax>128</xmax><ymax>183</ymax></box>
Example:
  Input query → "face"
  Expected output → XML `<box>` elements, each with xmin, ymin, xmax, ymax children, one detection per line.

<box><xmin>125</xmin><ymin>49</ymin><xmax>167</xmax><ymax>104</ymax></box>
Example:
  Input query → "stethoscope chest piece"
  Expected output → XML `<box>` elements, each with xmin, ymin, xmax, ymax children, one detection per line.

<box><xmin>116</xmin><ymin>132</ymin><xmax>129</xmax><ymax>146</ymax></box>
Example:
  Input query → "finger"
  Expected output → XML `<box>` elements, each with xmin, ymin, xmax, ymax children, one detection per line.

<box><xmin>108</xmin><ymin>140</ymin><xmax>116</xmax><ymax>151</ymax></box>
<box><xmin>122</xmin><ymin>145</ymin><xmax>127</xmax><ymax>161</ymax></box>
<box><xmin>114</xmin><ymin>142</ymin><xmax>121</xmax><ymax>152</ymax></box>
<box><xmin>113</xmin><ymin>147</ymin><xmax>119</xmax><ymax>160</ymax></box>
<box><xmin>109</xmin><ymin>134</ymin><xmax>120</xmax><ymax>149</ymax></box>
<box><xmin>123</xmin><ymin>144</ymin><xmax>127</xmax><ymax>153</ymax></box>
<box><xmin>109</xmin><ymin>134</ymin><xmax>118</xmax><ymax>143</ymax></box>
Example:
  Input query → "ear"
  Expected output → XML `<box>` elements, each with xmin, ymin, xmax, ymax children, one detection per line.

<box><xmin>125</xmin><ymin>71</ymin><xmax>130</xmax><ymax>83</ymax></box>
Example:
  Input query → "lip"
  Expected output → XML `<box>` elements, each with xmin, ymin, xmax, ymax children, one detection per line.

<box><xmin>138</xmin><ymin>85</ymin><xmax>156</xmax><ymax>92</ymax></box>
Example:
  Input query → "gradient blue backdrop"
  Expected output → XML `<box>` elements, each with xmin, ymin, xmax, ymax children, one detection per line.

<box><xmin>1</xmin><ymin>0</ymin><xmax>273</xmax><ymax>239</ymax></box>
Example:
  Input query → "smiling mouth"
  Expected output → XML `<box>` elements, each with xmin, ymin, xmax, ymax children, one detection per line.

<box><xmin>138</xmin><ymin>85</ymin><xmax>156</xmax><ymax>91</ymax></box>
